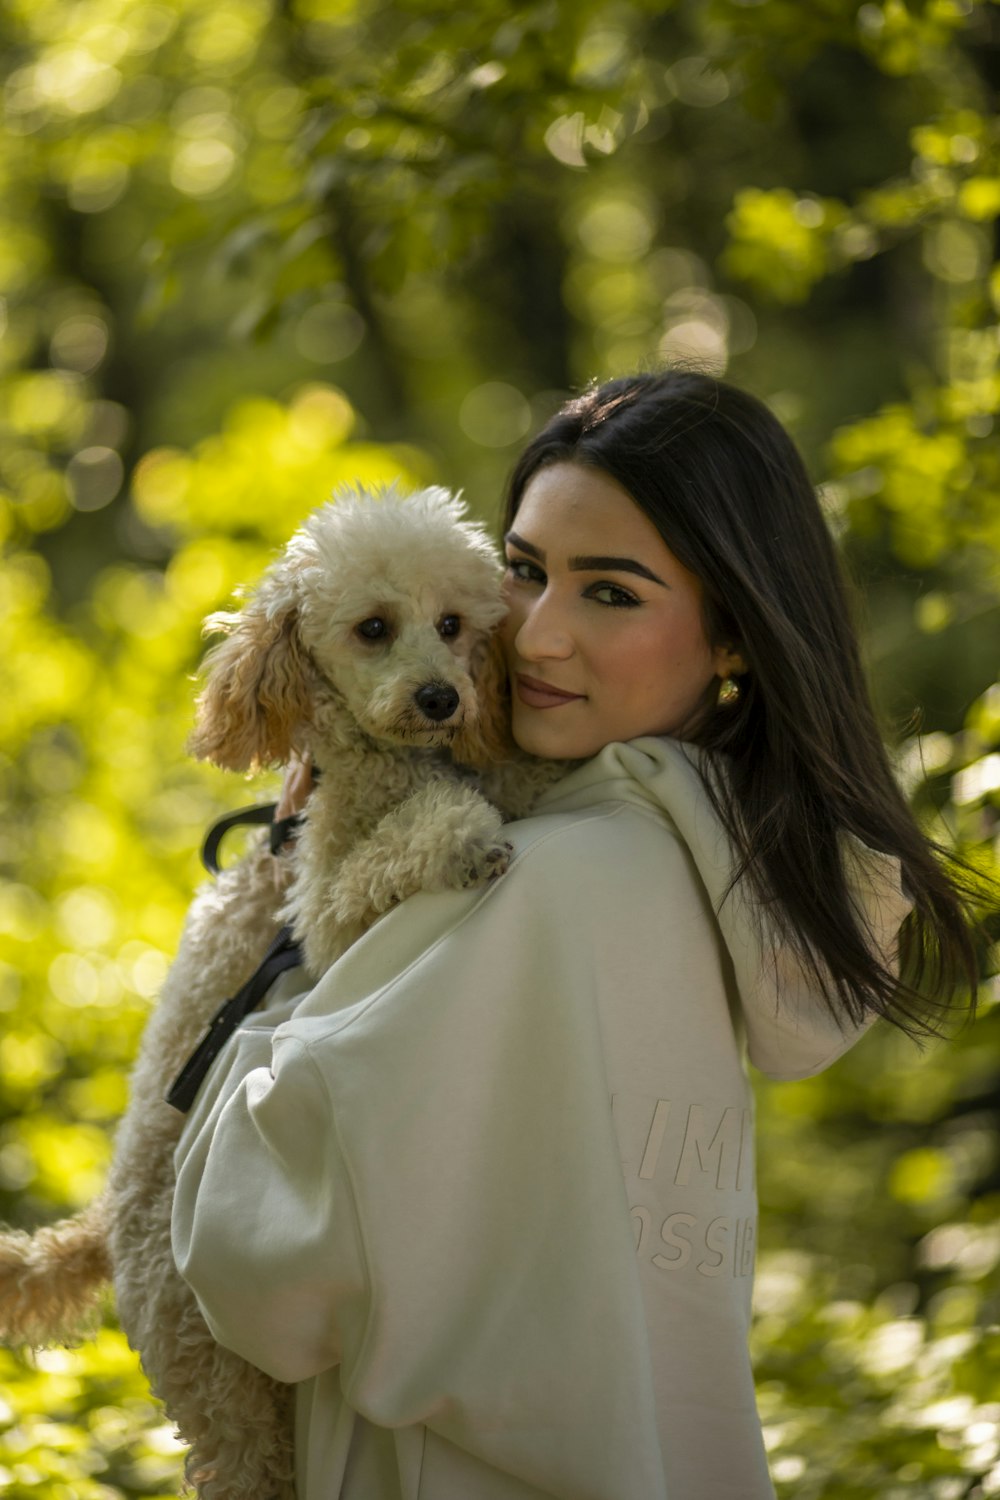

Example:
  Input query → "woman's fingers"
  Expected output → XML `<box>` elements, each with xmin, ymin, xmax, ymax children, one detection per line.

<box><xmin>276</xmin><ymin>752</ymin><xmax>314</xmax><ymax>822</ymax></box>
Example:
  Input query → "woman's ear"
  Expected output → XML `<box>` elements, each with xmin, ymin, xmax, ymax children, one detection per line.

<box><xmin>451</xmin><ymin>628</ymin><xmax>517</xmax><ymax>767</ymax></box>
<box><xmin>188</xmin><ymin>583</ymin><xmax>314</xmax><ymax>773</ymax></box>
<box><xmin>714</xmin><ymin>644</ymin><xmax>747</xmax><ymax>680</ymax></box>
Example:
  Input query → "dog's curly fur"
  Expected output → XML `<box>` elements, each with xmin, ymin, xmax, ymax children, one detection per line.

<box><xmin>0</xmin><ymin>484</ymin><xmax>563</xmax><ymax>1499</ymax></box>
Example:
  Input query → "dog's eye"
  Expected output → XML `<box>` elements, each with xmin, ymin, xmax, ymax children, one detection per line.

<box><xmin>438</xmin><ymin>615</ymin><xmax>461</xmax><ymax>639</ymax></box>
<box><xmin>356</xmin><ymin>617</ymin><xmax>389</xmax><ymax>641</ymax></box>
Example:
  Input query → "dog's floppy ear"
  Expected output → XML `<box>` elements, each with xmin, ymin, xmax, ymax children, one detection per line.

<box><xmin>451</xmin><ymin>628</ymin><xmax>517</xmax><ymax>768</ymax></box>
<box><xmin>188</xmin><ymin>582</ymin><xmax>314</xmax><ymax>773</ymax></box>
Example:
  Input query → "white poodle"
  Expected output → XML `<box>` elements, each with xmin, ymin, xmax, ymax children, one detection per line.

<box><xmin>0</xmin><ymin>484</ymin><xmax>562</xmax><ymax>1499</ymax></box>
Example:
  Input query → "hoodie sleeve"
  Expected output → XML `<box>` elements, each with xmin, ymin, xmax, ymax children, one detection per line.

<box><xmin>171</xmin><ymin>809</ymin><xmax>675</xmax><ymax>1498</ymax></box>
<box><xmin>170</xmin><ymin>1022</ymin><xmax>370</xmax><ymax>1383</ymax></box>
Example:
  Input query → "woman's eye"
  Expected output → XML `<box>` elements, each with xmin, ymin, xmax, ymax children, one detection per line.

<box><xmin>588</xmin><ymin>583</ymin><xmax>640</xmax><ymax>609</ymax></box>
<box><xmin>506</xmin><ymin>557</ymin><xmax>544</xmax><ymax>584</ymax></box>
<box><xmin>438</xmin><ymin>614</ymin><xmax>461</xmax><ymax>638</ymax></box>
<box><xmin>356</xmin><ymin>617</ymin><xmax>389</xmax><ymax>641</ymax></box>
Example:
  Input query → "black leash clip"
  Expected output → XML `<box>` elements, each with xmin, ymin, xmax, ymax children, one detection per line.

<box><xmin>201</xmin><ymin>802</ymin><xmax>303</xmax><ymax>875</ymax></box>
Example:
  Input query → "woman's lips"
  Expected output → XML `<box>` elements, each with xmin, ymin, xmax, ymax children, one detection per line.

<box><xmin>515</xmin><ymin>673</ymin><xmax>585</xmax><ymax>709</ymax></box>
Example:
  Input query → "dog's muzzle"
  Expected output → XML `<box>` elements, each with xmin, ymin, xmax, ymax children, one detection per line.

<box><xmin>414</xmin><ymin>681</ymin><xmax>461</xmax><ymax>723</ymax></box>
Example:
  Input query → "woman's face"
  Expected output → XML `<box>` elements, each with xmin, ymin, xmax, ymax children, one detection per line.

<box><xmin>500</xmin><ymin>462</ymin><xmax>737</xmax><ymax>760</ymax></box>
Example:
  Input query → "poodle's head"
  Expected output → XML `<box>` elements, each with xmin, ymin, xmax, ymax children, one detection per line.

<box><xmin>190</xmin><ymin>484</ymin><xmax>514</xmax><ymax>772</ymax></box>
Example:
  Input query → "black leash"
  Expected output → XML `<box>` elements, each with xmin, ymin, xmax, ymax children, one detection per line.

<box><xmin>167</xmin><ymin>800</ymin><xmax>307</xmax><ymax>1114</ymax></box>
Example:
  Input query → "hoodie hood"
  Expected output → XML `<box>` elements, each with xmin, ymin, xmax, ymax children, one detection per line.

<box><xmin>536</xmin><ymin>736</ymin><xmax>913</xmax><ymax>1079</ymax></box>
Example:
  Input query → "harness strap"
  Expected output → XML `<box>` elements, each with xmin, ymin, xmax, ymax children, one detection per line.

<box><xmin>170</xmin><ymin>780</ymin><xmax>321</xmax><ymax>1112</ymax></box>
<box><xmin>166</xmin><ymin>924</ymin><xmax>303</xmax><ymax>1114</ymax></box>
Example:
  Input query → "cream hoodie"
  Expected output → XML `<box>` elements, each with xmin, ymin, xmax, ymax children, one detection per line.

<box><xmin>172</xmin><ymin>737</ymin><xmax>911</xmax><ymax>1500</ymax></box>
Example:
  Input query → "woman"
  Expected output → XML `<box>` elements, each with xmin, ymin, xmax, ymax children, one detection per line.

<box><xmin>171</xmin><ymin>371</ymin><xmax>978</xmax><ymax>1500</ymax></box>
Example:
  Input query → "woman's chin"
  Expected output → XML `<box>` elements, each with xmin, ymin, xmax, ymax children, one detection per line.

<box><xmin>510</xmin><ymin>707</ymin><xmax>592</xmax><ymax>762</ymax></box>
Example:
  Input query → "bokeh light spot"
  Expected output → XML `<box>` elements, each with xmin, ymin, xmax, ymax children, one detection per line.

<box><xmin>289</xmin><ymin>384</ymin><xmax>356</xmax><ymax>448</ymax></box>
<box><xmin>295</xmin><ymin>303</ymin><xmax>366</xmax><ymax>363</ymax></box>
<box><xmin>170</xmin><ymin>138</ymin><xmax>237</xmax><ymax>196</ymax></box>
<box><xmin>665</xmin><ymin>56</ymin><xmax>730</xmax><ymax>108</ymax></box>
<box><xmin>576</xmin><ymin>197</ymin><xmax>655</xmax><ymax>262</ymax></box>
<box><xmin>459</xmin><ymin>383</ymin><xmax>532</xmax><ymax>448</ymax></box>
<box><xmin>67</xmin><ymin>447</ymin><xmax>124</xmax><ymax>512</ymax></box>
<box><xmin>50</xmin><ymin>316</ymin><xmax>110</xmax><ymax>373</ymax></box>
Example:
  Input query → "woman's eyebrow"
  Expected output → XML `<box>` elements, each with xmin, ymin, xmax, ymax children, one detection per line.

<box><xmin>569</xmin><ymin>554</ymin><xmax>669</xmax><ymax>588</ymax></box>
<box><xmin>505</xmin><ymin>531</ymin><xmax>669</xmax><ymax>588</ymax></box>
<box><xmin>504</xmin><ymin>529</ymin><xmax>541</xmax><ymax>558</ymax></box>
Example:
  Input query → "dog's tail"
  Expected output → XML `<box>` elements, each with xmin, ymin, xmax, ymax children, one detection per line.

<box><xmin>0</xmin><ymin>1191</ymin><xmax>112</xmax><ymax>1346</ymax></box>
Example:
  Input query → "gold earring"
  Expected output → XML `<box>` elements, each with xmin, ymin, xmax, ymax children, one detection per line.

<box><xmin>717</xmin><ymin>676</ymin><xmax>741</xmax><ymax>706</ymax></box>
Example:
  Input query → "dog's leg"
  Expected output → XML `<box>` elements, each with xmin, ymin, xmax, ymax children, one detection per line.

<box><xmin>291</xmin><ymin>781</ymin><xmax>510</xmax><ymax>975</ymax></box>
<box><xmin>0</xmin><ymin>1192</ymin><xmax>112</xmax><ymax>1346</ymax></box>
<box><xmin>0</xmin><ymin>833</ymin><xmax>297</xmax><ymax>1495</ymax></box>
<box><xmin>111</xmin><ymin>834</ymin><xmax>296</xmax><ymax>1500</ymax></box>
<box><xmin>475</xmin><ymin>753</ymin><xmax>573</xmax><ymax>821</ymax></box>
<box><xmin>0</xmin><ymin>837</ymin><xmax>289</xmax><ymax>1355</ymax></box>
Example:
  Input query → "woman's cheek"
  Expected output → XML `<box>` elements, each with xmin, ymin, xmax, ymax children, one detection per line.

<box><xmin>499</xmin><ymin>589</ymin><xmax>533</xmax><ymax>661</ymax></box>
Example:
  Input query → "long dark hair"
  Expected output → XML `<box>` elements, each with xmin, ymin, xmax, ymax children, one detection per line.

<box><xmin>504</xmin><ymin>370</ymin><xmax>983</xmax><ymax>1037</ymax></box>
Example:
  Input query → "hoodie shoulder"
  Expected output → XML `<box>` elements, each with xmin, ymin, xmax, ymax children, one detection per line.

<box><xmin>536</xmin><ymin>736</ymin><xmax>912</xmax><ymax>1080</ymax></box>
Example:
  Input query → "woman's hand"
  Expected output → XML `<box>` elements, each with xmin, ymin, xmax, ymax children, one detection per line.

<box><xmin>276</xmin><ymin>751</ymin><xmax>314</xmax><ymax>824</ymax></box>
<box><xmin>272</xmin><ymin>753</ymin><xmax>313</xmax><ymax>892</ymax></box>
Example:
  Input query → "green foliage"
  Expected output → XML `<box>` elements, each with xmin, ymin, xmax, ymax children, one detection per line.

<box><xmin>0</xmin><ymin>0</ymin><xmax>998</xmax><ymax>1494</ymax></box>
<box><xmin>723</xmin><ymin>188</ymin><xmax>850</xmax><ymax>303</ymax></box>
<box><xmin>0</xmin><ymin>1334</ymin><xmax>184</xmax><ymax>1499</ymax></box>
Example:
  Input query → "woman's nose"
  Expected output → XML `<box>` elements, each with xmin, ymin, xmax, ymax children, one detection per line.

<box><xmin>513</xmin><ymin>593</ymin><xmax>574</xmax><ymax>661</ymax></box>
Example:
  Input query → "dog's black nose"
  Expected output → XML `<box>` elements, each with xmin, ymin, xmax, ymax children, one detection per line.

<box><xmin>415</xmin><ymin>682</ymin><xmax>460</xmax><ymax>722</ymax></box>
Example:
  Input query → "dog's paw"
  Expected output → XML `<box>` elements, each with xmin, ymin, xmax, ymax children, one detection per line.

<box><xmin>337</xmin><ymin>874</ymin><xmax>411</xmax><ymax>921</ymax></box>
<box><xmin>461</xmin><ymin>839</ymin><xmax>512</xmax><ymax>887</ymax></box>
